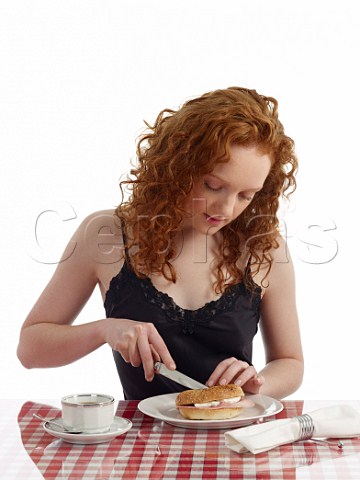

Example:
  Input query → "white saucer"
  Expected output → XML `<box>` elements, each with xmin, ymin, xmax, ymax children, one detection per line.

<box><xmin>42</xmin><ymin>416</ymin><xmax>132</xmax><ymax>444</ymax></box>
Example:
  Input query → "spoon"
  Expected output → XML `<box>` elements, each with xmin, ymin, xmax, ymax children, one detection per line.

<box><xmin>33</xmin><ymin>413</ymin><xmax>84</xmax><ymax>434</ymax></box>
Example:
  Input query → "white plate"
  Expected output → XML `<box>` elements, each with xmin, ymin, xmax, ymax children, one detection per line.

<box><xmin>138</xmin><ymin>393</ymin><xmax>283</xmax><ymax>430</ymax></box>
<box><xmin>42</xmin><ymin>416</ymin><xmax>132</xmax><ymax>444</ymax></box>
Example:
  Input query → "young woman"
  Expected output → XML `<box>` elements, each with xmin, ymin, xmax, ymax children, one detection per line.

<box><xmin>17</xmin><ymin>87</ymin><xmax>303</xmax><ymax>400</ymax></box>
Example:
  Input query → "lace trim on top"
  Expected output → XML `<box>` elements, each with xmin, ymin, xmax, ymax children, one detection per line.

<box><xmin>105</xmin><ymin>261</ymin><xmax>262</xmax><ymax>335</ymax></box>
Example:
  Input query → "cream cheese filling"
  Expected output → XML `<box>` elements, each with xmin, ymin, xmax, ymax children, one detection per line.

<box><xmin>193</xmin><ymin>396</ymin><xmax>242</xmax><ymax>408</ymax></box>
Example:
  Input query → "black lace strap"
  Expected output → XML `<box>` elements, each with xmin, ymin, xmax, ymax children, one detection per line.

<box><xmin>120</xmin><ymin>219</ymin><xmax>131</xmax><ymax>264</ymax></box>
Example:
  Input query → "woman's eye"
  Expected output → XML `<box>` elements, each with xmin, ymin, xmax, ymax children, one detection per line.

<box><xmin>240</xmin><ymin>193</ymin><xmax>254</xmax><ymax>202</ymax></box>
<box><xmin>204</xmin><ymin>181</ymin><xmax>221</xmax><ymax>192</ymax></box>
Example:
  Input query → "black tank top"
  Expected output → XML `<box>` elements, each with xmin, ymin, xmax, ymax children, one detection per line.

<box><xmin>104</xmin><ymin>230</ymin><xmax>262</xmax><ymax>400</ymax></box>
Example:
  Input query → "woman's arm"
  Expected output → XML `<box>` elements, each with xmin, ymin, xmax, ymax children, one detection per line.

<box><xmin>17</xmin><ymin>210</ymin><xmax>176</xmax><ymax>379</ymax></box>
<box><xmin>256</xmin><ymin>237</ymin><xmax>304</xmax><ymax>398</ymax></box>
<box><xmin>206</xmin><ymin>237</ymin><xmax>303</xmax><ymax>399</ymax></box>
<box><xmin>17</xmin><ymin>211</ymin><xmax>109</xmax><ymax>368</ymax></box>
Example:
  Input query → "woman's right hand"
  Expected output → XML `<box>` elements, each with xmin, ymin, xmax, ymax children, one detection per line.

<box><xmin>103</xmin><ymin>318</ymin><xmax>176</xmax><ymax>381</ymax></box>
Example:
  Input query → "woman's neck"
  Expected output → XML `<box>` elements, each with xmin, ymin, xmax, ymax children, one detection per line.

<box><xmin>173</xmin><ymin>229</ymin><xmax>223</xmax><ymax>264</ymax></box>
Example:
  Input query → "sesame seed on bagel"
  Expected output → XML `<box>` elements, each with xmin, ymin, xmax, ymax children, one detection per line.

<box><xmin>176</xmin><ymin>384</ymin><xmax>244</xmax><ymax>406</ymax></box>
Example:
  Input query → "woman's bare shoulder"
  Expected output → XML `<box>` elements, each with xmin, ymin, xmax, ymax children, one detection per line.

<box><xmin>78</xmin><ymin>208</ymin><xmax>120</xmax><ymax>231</ymax></box>
<box><xmin>74</xmin><ymin>208</ymin><xmax>123</xmax><ymax>265</ymax></box>
<box><xmin>249</xmin><ymin>235</ymin><xmax>292</xmax><ymax>290</ymax></box>
<box><xmin>64</xmin><ymin>208</ymin><xmax>125</xmax><ymax>299</ymax></box>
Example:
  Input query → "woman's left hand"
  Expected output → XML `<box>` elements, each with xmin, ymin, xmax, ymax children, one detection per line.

<box><xmin>206</xmin><ymin>357</ymin><xmax>265</xmax><ymax>394</ymax></box>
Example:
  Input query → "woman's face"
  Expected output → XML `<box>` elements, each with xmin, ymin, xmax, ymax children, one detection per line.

<box><xmin>183</xmin><ymin>144</ymin><xmax>271</xmax><ymax>235</ymax></box>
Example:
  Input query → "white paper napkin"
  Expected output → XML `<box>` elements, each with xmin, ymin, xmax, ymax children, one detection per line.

<box><xmin>224</xmin><ymin>405</ymin><xmax>360</xmax><ymax>454</ymax></box>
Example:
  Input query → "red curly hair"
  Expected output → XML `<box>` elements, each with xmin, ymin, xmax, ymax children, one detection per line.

<box><xmin>115</xmin><ymin>86</ymin><xmax>297</xmax><ymax>293</ymax></box>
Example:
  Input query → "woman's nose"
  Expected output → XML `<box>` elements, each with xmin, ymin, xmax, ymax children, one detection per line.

<box><xmin>217</xmin><ymin>195</ymin><xmax>237</xmax><ymax>219</ymax></box>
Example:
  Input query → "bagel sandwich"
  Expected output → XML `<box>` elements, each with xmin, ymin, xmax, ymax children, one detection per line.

<box><xmin>176</xmin><ymin>384</ymin><xmax>253</xmax><ymax>420</ymax></box>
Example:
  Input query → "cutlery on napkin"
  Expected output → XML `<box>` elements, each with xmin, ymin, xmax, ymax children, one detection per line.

<box><xmin>224</xmin><ymin>404</ymin><xmax>360</xmax><ymax>455</ymax></box>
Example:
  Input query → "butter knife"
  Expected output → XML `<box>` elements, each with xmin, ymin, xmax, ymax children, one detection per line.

<box><xmin>154</xmin><ymin>362</ymin><xmax>207</xmax><ymax>390</ymax></box>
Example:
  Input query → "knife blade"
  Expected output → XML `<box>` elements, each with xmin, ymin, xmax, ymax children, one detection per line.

<box><xmin>154</xmin><ymin>362</ymin><xmax>207</xmax><ymax>390</ymax></box>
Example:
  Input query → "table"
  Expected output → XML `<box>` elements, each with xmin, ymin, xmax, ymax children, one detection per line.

<box><xmin>1</xmin><ymin>398</ymin><xmax>360</xmax><ymax>479</ymax></box>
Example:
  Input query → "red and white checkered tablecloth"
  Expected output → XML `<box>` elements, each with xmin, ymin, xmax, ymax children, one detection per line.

<box><xmin>6</xmin><ymin>399</ymin><xmax>360</xmax><ymax>479</ymax></box>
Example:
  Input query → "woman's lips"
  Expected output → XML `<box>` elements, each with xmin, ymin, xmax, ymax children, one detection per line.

<box><xmin>205</xmin><ymin>214</ymin><xmax>224</xmax><ymax>226</ymax></box>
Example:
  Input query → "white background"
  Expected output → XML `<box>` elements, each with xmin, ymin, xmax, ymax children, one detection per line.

<box><xmin>1</xmin><ymin>0</ymin><xmax>359</xmax><ymax>402</ymax></box>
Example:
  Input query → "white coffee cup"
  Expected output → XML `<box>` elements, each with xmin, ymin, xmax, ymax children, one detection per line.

<box><xmin>61</xmin><ymin>393</ymin><xmax>115</xmax><ymax>433</ymax></box>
